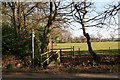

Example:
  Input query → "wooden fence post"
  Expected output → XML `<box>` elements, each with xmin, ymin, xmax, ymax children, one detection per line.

<box><xmin>60</xmin><ymin>49</ymin><xmax>62</xmax><ymax>63</ymax></box>
<box><xmin>78</xmin><ymin>48</ymin><xmax>80</xmax><ymax>56</ymax></box>
<box><xmin>58</xmin><ymin>50</ymin><xmax>61</xmax><ymax>64</ymax></box>
<box><xmin>60</xmin><ymin>49</ymin><xmax>62</xmax><ymax>55</ymax></box>
<box><xmin>60</xmin><ymin>49</ymin><xmax>62</xmax><ymax>56</ymax></box>
<box><xmin>56</xmin><ymin>49</ymin><xmax>61</xmax><ymax>68</ymax></box>
<box><xmin>47</xmin><ymin>52</ymin><xmax>49</xmax><ymax>64</ymax></box>
<box><xmin>109</xmin><ymin>47</ymin><xmax>111</xmax><ymax>54</ymax></box>
<box><xmin>40</xmin><ymin>54</ymin><xmax>43</xmax><ymax>68</ymax></box>
<box><xmin>109</xmin><ymin>47</ymin><xmax>110</xmax><ymax>50</ymax></box>
<box><xmin>73</xmin><ymin>46</ymin><xmax>75</xmax><ymax>56</ymax></box>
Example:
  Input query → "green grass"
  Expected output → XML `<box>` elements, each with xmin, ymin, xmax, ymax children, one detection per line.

<box><xmin>53</xmin><ymin>42</ymin><xmax>119</xmax><ymax>55</ymax></box>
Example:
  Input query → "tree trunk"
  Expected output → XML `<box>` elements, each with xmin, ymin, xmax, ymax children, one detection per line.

<box><xmin>11</xmin><ymin>2</ymin><xmax>18</xmax><ymax>35</ymax></box>
<box><xmin>40</xmin><ymin>2</ymin><xmax>57</xmax><ymax>54</ymax></box>
<box><xmin>82</xmin><ymin>28</ymin><xmax>100</xmax><ymax>63</ymax></box>
<box><xmin>40</xmin><ymin>34</ymin><xmax>49</xmax><ymax>54</ymax></box>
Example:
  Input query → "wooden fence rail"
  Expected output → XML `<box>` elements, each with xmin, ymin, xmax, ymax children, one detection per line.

<box><xmin>52</xmin><ymin>48</ymin><xmax>72</xmax><ymax>50</ymax></box>
<box><xmin>52</xmin><ymin>46</ymin><xmax>75</xmax><ymax>56</ymax></box>
<box><xmin>41</xmin><ymin>50</ymin><xmax>51</xmax><ymax>56</ymax></box>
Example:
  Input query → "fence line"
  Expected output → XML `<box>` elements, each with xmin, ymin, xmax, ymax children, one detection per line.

<box><xmin>40</xmin><ymin>46</ymin><xmax>80</xmax><ymax>68</ymax></box>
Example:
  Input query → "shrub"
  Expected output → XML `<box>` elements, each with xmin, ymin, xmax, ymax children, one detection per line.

<box><xmin>2</xmin><ymin>22</ymin><xmax>31</xmax><ymax>58</ymax></box>
<box><xmin>6</xmin><ymin>64</ymin><xmax>13</xmax><ymax>69</ymax></box>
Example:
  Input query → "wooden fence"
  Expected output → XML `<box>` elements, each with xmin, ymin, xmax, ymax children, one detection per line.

<box><xmin>40</xmin><ymin>46</ymin><xmax>115</xmax><ymax>68</ymax></box>
<box><xmin>40</xmin><ymin>50</ymin><xmax>61</xmax><ymax>68</ymax></box>
<box><xmin>40</xmin><ymin>46</ymin><xmax>78</xmax><ymax>68</ymax></box>
<box><xmin>52</xmin><ymin>46</ymin><xmax>75</xmax><ymax>56</ymax></box>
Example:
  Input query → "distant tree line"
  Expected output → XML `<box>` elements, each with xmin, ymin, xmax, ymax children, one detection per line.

<box><xmin>55</xmin><ymin>31</ymin><xmax>119</xmax><ymax>43</ymax></box>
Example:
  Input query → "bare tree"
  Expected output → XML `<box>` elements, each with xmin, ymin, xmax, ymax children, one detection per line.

<box><xmin>109</xmin><ymin>32</ymin><xmax>116</xmax><ymax>41</ymax></box>
<box><xmin>2</xmin><ymin>2</ymin><xmax>38</xmax><ymax>35</ymax></box>
<box><xmin>71</xmin><ymin>0</ymin><xmax>103</xmax><ymax>63</ymax></box>
<box><xmin>97</xmin><ymin>32</ymin><xmax>102</xmax><ymax>42</ymax></box>
<box><xmin>35</xmin><ymin>2</ymin><xmax>73</xmax><ymax>53</ymax></box>
<box><xmin>102</xmin><ymin>1</ymin><xmax>120</xmax><ymax>30</ymax></box>
<box><xmin>62</xmin><ymin>30</ymin><xmax>73</xmax><ymax>43</ymax></box>
<box><xmin>79</xmin><ymin>35</ymin><xmax>86</xmax><ymax>43</ymax></box>
<box><xmin>90</xmin><ymin>34</ymin><xmax>98</xmax><ymax>42</ymax></box>
<box><xmin>103</xmin><ymin>1</ymin><xmax>120</xmax><ymax>20</ymax></box>
<box><xmin>74</xmin><ymin>37</ymin><xmax>80</xmax><ymax>43</ymax></box>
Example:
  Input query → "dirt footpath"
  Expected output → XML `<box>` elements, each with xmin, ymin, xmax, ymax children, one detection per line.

<box><xmin>2</xmin><ymin>72</ymin><xmax>120</xmax><ymax>80</ymax></box>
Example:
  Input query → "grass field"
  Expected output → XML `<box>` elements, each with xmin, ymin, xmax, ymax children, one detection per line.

<box><xmin>53</xmin><ymin>42</ymin><xmax>120</xmax><ymax>55</ymax></box>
